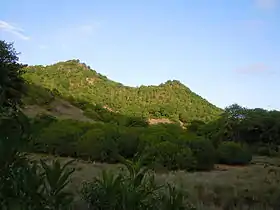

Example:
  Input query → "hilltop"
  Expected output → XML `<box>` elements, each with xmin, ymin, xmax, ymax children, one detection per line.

<box><xmin>22</xmin><ymin>59</ymin><xmax>222</xmax><ymax>124</ymax></box>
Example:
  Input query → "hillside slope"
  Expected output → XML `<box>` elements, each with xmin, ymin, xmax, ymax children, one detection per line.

<box><xmin>22</xmin><ymin>59</ymin><xmax>222</xmax><ymax>123</ymax></box>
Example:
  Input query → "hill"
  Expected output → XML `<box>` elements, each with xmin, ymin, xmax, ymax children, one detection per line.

<box><xmin>22</xmin><ymin>59</ymin><xmax>222</xmax><ymax>124</ymax></box>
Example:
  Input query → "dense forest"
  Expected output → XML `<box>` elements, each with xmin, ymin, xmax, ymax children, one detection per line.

<box><xmin>22</xmin><ymin>59</ymin><xmax>222</xmax><ymax>123</ymax></box>
<box><xmin>1</xmin><ymin>40</ymin><xmax>280</xmax><ymax>209</ymax></box>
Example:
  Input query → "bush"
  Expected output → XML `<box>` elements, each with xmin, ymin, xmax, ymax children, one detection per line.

<box><xmin>217</xmin><ymin>142</ymin><xmax>252</xmax><ymax>165</ymax></box>
<box><xmin>81</xmin><ymin>159</ymin><xmax>191</xmax><ymax>210</ymax></box>
<box><xmin>139</xmin><ymin>124</ymin><xmax>181</xmax><ymax>147</ymax></box>
<box><xmin>185</xmin><ymin>138</ymin><xmax>216</xmax><ymax>170</ymax></box>
<box><xmin>176</xmin><ymin>147</ymin><xmax>197</xmax><ymax>171</ymax></box>
<box><xmin>33</xmin><ymin>119</ymin><xmax>90</xmax><ymax>156</ymax></box>
<box><xmin>78</xmin><ymin>125</ymin><xmax>120</xmax><ymax>162</ymax></box>
<box><xmin>144</xmin><ymin>141</ymin><xmax>196</xmax><ymax>171</ymax></box>
<box><xmin>117</xmin><ymin>127</ymin><xmax>142</xmax><ymax>159</ymax></box>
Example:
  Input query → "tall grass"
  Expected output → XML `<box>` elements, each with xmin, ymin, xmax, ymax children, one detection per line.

<box><xmin>81</xmin><ymin>158</ymin><xmax>194</xmax><ymax>210</ymax></box>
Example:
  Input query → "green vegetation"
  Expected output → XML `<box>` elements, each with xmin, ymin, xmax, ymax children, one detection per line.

<box><xmin>31</xmin><ymin>154</ymin><xmax>280</xmax><ymax>210</ymax></box>
<box><xmin>81</xmin><ymin>159</ymin><xmax>193</xmax><ymax>210</ymax></box>
<box><xmin>217</xmin><ymin>142</ymin><xmax>252</xmax><ymax>165</ymax></box>
<box><xmin>2</xmin><ymin>40</ymin><xmax>280</xmax><ymax>209</ymax></box>
<box><xmin>22</xmin><ymin>59</ymin><xmax>222</xmax><ymax>123</ymax></box>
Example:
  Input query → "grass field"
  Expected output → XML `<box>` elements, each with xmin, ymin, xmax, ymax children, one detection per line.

<box><xmin>28</xmin><ymin>154</ymin><xmax>280</xmax><ymax>210</ymax></box>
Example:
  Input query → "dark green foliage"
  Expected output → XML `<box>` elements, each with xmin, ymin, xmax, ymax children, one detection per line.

<box><xmin>184</xmin><ymin>138</ymin><xmax>216</xmax><ymax>170</ymax></box>
<box><xmin>28</xmin><ymin>118</ymin><xmax>208</xmax><ymax>170</ymax></box>
<box><xmin>77</xmin><ymin>126</ymin><xmax>120</xmax><ymax>163</ymax></box>
<box><xmin>0</xmin><ymin>104</ymin><xmax>74</xmax><ymax>209</ymax></box>
<box><xmin>29</xmin><ymin>113</ymin><xmax>57</xmax><ymax>138</ymax></box>
<box><xmin>198</xmin><ymin>104</ymin><xmax>280</xmax><ymax>148</ymax></box>
<box><xmin>0</xmin><ymin>40</ymin><xmax>26</xmax><ymax>109</ymax></box>
<box><xmin>0</xmin><ymin>155</ymin><xmax>75</xmax><ymax>209</ymax></box>
<box><xmin>34</xmin><ymin>119</ymin><xmax>91</xmax><ymax>156</ymax></box>
<box><xmin>81</xmin><ymin>159</ymin><xmax>193</xmax><ymax>210</ymax></box>
<box><xmin>117</xmin><ymin>127</ymin><xmax>142</xmax><ymax>159</ymax></box>
<box><xmin>144</xmin><ymin>142</ymin><xmax>196</xmax><ymax>171</ymax></box>
<box><xmin>41</xmin><ymin>159</ymin><xmax>75</xmax><ymax>209</ymax></box>
<box><xmin>81</xmin><ymin>102</ymin><xmax>149</xmax><ymax>127</ymax></box>
<box><xmin>217</xmin><ymin>142</ymin><xmax>252</xmax><ymax>165</ymax></box>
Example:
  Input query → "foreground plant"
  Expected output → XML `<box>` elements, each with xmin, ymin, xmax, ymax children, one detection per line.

<box><xmin>81</xmin><ymin>157</ymin><xmax>194</xmax><ymax>210</ymax></box>
<box><xmin>41</xmin><ymin>159</ymin><xmax>75</xmax><ymax>210</ymax></box>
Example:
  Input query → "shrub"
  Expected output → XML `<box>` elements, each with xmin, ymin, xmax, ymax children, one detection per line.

<box><xmin>34</xmin><ymin>119</ymin><xmax>89</xmax><ymax>156</ymax></box>
<box><xmin>175</xmin><ymin>147</ymin><xmax>197</xmax><ymax>171</ymax></box>
<box><xmin>144</xmin><ymin>141</ymin><xmax>196</xmax><ymax>171</ymax></box>
<box><xmin>123</xmin><ymin>116</ymin><xmax>149</xmax><ymax>127</ymax></box>
<box><xmin>78</xmin><ymin>125</ymin><xmax>120</xmax><ymax>162</ymax></box>
<box><xmin>81</xmin><ymin>159</ymin><xmax>159</xmax><ymax>210</ymax></box>
<box><xmin>0</xmin><ymin>132</ymin><xmax>75</xmax><ymax>209</ymax></box>
<box><xmin>81</xmin><ymin>159</ymin><xmax>191</xmax><ymax>210</ymax></box>
<box><xmin>217</xmin><ymin>141</ymin><xmax>252</xmax><ymax>165</ymax></box>
<box><xmin>139</xmin><ymin>124</ymin><xmax>180</xmax><ymax>147</ymax></box>
<box><xmin>29</xmin><ymin>114</ymin><xmax>57</xmax><ymax>137</ymax></box>
<box><xmin>117</xmin><ymin>127</ymin><xmax>142</xmax><ymax>159</ymax></box>
<box><xmin>185</xmin><ymin>139</ymin><xmax>216</xmax><ymax>170</ymax></box>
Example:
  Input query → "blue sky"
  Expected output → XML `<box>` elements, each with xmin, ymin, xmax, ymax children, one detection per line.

<box><xmin>1</xmin><ymin>0</ymin><xmax>279</xmax><ymax>110</ymax></box>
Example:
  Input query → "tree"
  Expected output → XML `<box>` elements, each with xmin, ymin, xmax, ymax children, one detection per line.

<box><xmin>0</xmin><ymin>40</ymin><xmax>26</xmax><ymax>110</ymax></box>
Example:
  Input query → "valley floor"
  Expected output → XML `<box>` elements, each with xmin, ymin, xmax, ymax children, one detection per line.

<box><xmin>29</xmin><ymin>154</ymin><xmax>280</xmax><ymax>210</ymax></box>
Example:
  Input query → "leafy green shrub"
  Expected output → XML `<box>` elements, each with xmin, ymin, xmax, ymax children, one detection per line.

<box><xmin>123</xmin><ymin>116</ymin><xmax>149</xmax><ymax>127</ymax></box>
<box><xmin>217</xmin><ymin>142</ymin><xmax>252</xmax><ymax>165</ymax></box>
<box><xmin>40</xmin><ymin>159</ymin><xmax>75</xmax><ymax>209</ymax></box>
<box><xmin>185</xmin><ymin>138</ymin><xmax>216</xmax><ymax>170</ymax></box>
<box><xmin>34</xmin><ymin>119</ymin><xmax>90</xmax><ymax>156</ymax></box>
<box><xmin>0</xmin><ymin>115</ymin><xmax>75</xmax><ymax>209</ymax></box>
<box><xmin>1</xmin><ymin>157</ymin><xmax>75</xmax><ymax>210</ymax></box>
<box><xmin>81</xmin><ymin>159</ymin><xmax>191</xmax><ymax>210</ymax></box>
<box><xmin>78</xmin><ymin>125</ymin><xmax>120</xmax><ymax>162</ymax></box>
<box><xmin>176</xmin><ymin>147</ymin><xmax>197</xmax><ymax>171</ymax></box>
<box><xmin>144</xmin><ymin>141</ymin><xmax>196</xmax><ymax>171</ymax></box>
<box><xmin>81</xmin><ymin>159</ymin><xmax>158</xmax><ymax>210</ymax></box>
<box><xmin>117</xmin><ymin>127</ymin><xmax>142</xmax><ymax>159</ymax></box>
<box><xmin>29</xmin><ymin>113</ymin><xmax>57</xmax><ymax>136</ymax></box>
<box><xmin>139</xmin><ymin>124</ymin><xmax>180</xmax><ymax>147</ymax></box>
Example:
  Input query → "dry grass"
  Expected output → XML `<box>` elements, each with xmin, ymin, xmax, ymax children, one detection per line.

<box><xmin>28</xmin><ymin>154</ymin><xmax>280</xmax><ymax>209</ymax></box>
<box><xmin>23</xmin><ymin>99</ymin><xmax>93</xmax><ymax>122</ymax></box>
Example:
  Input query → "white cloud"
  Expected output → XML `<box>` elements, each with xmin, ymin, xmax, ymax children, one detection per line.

<box><xmin>255</xmin><ymin>0</ymin><xmax>278</xmax><ymax>9</ymax></box>
<box><xmin>0</xmin><ymin>20</ymin><xmax>30</xmax><ymax>40</ymax></box>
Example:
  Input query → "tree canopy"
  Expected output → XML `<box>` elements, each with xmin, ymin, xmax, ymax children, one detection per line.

<box><xmin>0</xmin><ymin>40</ymin><xmax>25</xmax><ymax>110</ymax></box>
<box><xmin>22</xmin><ymin>59</ymin><xmax>222</xmax><ymax>123</ymax></box>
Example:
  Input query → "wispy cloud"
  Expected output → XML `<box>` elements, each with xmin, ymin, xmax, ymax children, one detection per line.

<box><xmin>0</xmin><ymin>20</ymin><xmax>30</xmax><ymax>40</ymax></box>
<box><xmin>235</xmin><ymin>63</ymin><xmax>270</xmax><ymax>74</ymax></box>
<box><xmin>255</xmin><ymin>0</ymin><xmax>278</xmax><ymax>10</ymax></box>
